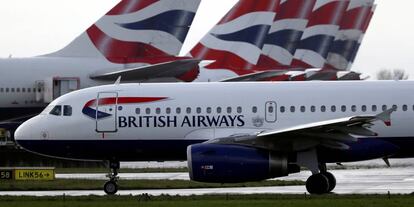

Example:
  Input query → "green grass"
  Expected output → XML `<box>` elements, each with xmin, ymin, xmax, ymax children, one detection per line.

<box><xmin>0</xmin><ymin>179</ymin><xmax>304</xmax><ymax>191</ymax></box>
<box><xmin>54</xmin><ymin>167</ymin><xmax>188</xmax><ymax>174</ymax></box>
<box><xmin>0</xmin><ymin>194</ymin><xmax>413</xmax><ymax>207</ymax></box>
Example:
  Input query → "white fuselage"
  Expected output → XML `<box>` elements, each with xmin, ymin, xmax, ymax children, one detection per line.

<box><xmin>14</xmin><ymin>81</ymin><xmax>414</xmax><ymax>161</ymax></box>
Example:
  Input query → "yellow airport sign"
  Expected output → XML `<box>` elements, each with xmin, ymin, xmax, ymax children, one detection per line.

<box><xmin>14</xmin><ymin>169</ymin><xmax>55</xmax><ymax>181</ymax></box>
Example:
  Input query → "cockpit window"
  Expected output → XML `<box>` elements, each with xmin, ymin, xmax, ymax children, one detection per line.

<box><xmin>41</xmin><ymin>105</ymin><xmax>55</xmax><ymax>115</ymax></box>
<box><xmin>50</xmin><ymin>105</ymin><xmax>62</xmax><ymax>116</ymax></box>
<box><xmin>63</xmin><ymin>105</ymin><xmax>72</xmax><ymax>116</ymax></box>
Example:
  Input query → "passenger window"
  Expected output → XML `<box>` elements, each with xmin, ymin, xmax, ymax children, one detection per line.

<box><xmin>6</xmin><ymin>88</ymin><xmax>9</xmax><ymax>92</ymax></box>
<box><xmin>372</xmin><ymin>105</ymin><xmax>377</xmax><ymax>112</ymax></box>
<box><xmin>28</xmin><ymin>88</ymin><xmax>31</xmax><ymax>93</ymax></box>
<box><xmin>341</xmin><ymin>105</ymin><xmax>346</xmax><ymax>112</ymax></box>
<box><xmin>331</xmin><ymin>106</ymin><xmax>336</xmax><ymax>112</ymax></box>
<box><xmin>206</xmin><ymin>107</ymin><xmax>212</xmax><ymax>114</ymax></box>
<box><xmin>403</xmin><ymin>105</ymin><xmax>408</xmax><ymax>111</ymax></box>
<box><xmin>290</xmin><ymin>106</ymin><xmax>295</xmax><ymax>113</ymax></box>
<box><xmin>362</xmin><ymin>105</ymin><xmax>367</xmax><ymax>112</ymax></box>
<box><xmin>11</xmin><ymin>88</ymin><xmax>15</xmax><ymax>92</ymax></box>
<box><xmin>351</xmin><ymin>105</ymin><xmax>357</xmax><ymax>112</ymax></box>
<box><xmin>252</xmin><ymin>106</ymin><xmax>257</xmax><ymax>113</ymax></box>
<box><xmin>50</xmin><ymin>105</ymin><xmax>62</xmax><ymax>116</ymax></box>
<box><xmin>217</xmin><ymin>107</ymin><xmax>222</xmax><ymax>114</ymax></box>
<box><xmin>197</xmin><ymin>107</ymin><xmax>202</xmax><ymax>114</ymax></box>
<box><xmin>186</xmin><ymin>107</ymin><xmax>191</xmax><ymax>114</ymax></box>
<box><xmin>146</xmin><ymin>108</ymin><xmax>151</xmax><ymax>114</ymax></box>
<box><xmin>300</xmin><ymin>106</ymin><xmax>305</xmax><ymax>113</ymax></box>
<box><xmin>392</xmin><ymin>105</ymin><xmax>398</xmax><ymax>110</ymax></box>
<box><xmin>321</xmin><ymin>105</ymin><xmax>326</xmax><ymax>112</ymax></box>
<box><xmin>237</xmin><ymin>107</ymin><xmax>242</xmax><ymax>114</ymax></box>
<box><xmin>135</xmin><ymin>108</ymin><xmax>141</xmax><ymax>115</ymax></box>
<box><xmin>280</xmin><ymin>106</ymin><xmax>285</xmax><ymax>113</ymax></box>
<box><xmin>227</xmin><ymin>107</ymin><xmax>232</xmax><ymax>114</ymax></box>
<box><xmin>0</xmin><ymin>88</ymin><xmax>3</xmax><ymax>93</ymax></box>
<box><xmin>16</xmin><ymin>88</ymin><xmax>20</xmax><ymax>93</ymax></box>
<box><xmin>166</xmin><ymin>108</ymin><xmax>171</xmax><ymax>114</ymax></box>
<box><xmin>383</xmin><ymin>105</ymin><xmax>388</xmax><ymax>111</ymax></box>
<box><xmin>22</xmin><ymin>88</ymin><xmax>26</xmax><ymax>93</ymax></box>
<box><xmin>311</xmin><ymin>106</ymin><xmax>316</xmax><ymax>113</ymax></box>
<box><xmin>63</xmin><ymin>105</ymin><xmax>72</xmax><ymax>116</ymax></box>
<box><xmin>156</xmin><ymin>108</ymin><xmax>161</xmax><ymax>114</ymax></box>
<box><xmin>176</xmin><ymin>107</ymin><xmax>181</xmax><ymax>114</ymax></box>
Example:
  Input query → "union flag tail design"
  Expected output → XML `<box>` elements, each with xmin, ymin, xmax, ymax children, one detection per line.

<box><xmin>291</xmin><ymin>0</ymin><xmax>350</xmax><ymax>68</ymax></box>
<box><xmin>324</xmin><ymin>0</ymin><xmax>376</xmax><ymax>71</ymax></box>
<box><xmin>45</xmin><ymin>0</ymin><xmax>201</xmax><ymax>64</ymax></box>
<box><xmin>258</xmin><ymin>0</ymin><xmax>316</xmax><ymax>68</ymax></box>
<box><xmin>190</xmin><ymin>0</ymin><xmax>280</xmax><ymax>75</ymax></box>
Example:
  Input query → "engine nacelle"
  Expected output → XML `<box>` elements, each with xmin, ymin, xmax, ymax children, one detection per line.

<box><xmin>187</xmin><ymin>144</ymin><xmax>299</xmax><ymax>183</ymax></box>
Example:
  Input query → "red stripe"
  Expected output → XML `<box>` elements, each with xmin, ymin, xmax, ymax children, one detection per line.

<box><xmin>340</xmin><ymin>6</ymin><xmax>373</xmax><ymax>30</ymax></box>
<box><xmin>275</xmin><ymin>0</ymin><xmax>316</xmax><ymax>20</ymax></box>
<box><xmin>86</xmin><ymin>97</ymin><xmax>167</xmax><ymax>108</ymax></box>
<box><xmin>290</xmin><ymin>59</ymin><xmax>313</xmax><ymax>68</ymax></box>
<box><xmin>218</xmin><ymin>0</ymin><xmax>280</xmax><ymax>24</ymax></box>
<box><xmin>107</xmin><ymin>0</ymin><xmax>159</xmax><ymax>15</ymax></box>
<box><xmin>307</xmin><ymin>1</ymin><xmax>349</xmax><ymax>26</ymax></box>
<box><xmin>86</xmin><ymin>25</ymin><xmax>169</xmax><ymax>63</ymax></box>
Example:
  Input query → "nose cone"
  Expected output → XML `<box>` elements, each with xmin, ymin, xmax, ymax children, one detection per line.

<box><xmin>14</xmin><ymin>117</ymin><xmax>37</xmax><ymax>150</ymax></box>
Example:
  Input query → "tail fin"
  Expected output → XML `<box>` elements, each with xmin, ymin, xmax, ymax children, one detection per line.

<box><xmin>45</xmin><ymin>0</ymin><xmax>201</xmax><ymax>64</ymax></box>
<box><xmin>190</xmin><ymin>0</ymin><xmax>280</xmax><ymax>74</ymax></box>
<box><xmin>324</xmin><ymin>0</ymin><xmax>376</xmax><ymax>70</ymax></box>
<box><xmin>258</xmin><ymin>0</ymin><xmax>317</xmax><ymax>68</ymax></box>
<box><xmin>291</xmin><ymin>0</ymin><xmax>350</xmax><ymax>68</ymax></box>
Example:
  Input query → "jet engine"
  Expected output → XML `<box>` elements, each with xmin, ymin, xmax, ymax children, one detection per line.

<box><xmin>187</xmin><ymin>144</ymin><xmax>299</xmax><ymax>183</ymax></box>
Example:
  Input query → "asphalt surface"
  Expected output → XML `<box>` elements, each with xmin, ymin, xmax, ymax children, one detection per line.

<box><xmin>1</xmin><ymin>167</ymin><xmax>414</xmax><ymax>196</ymax></box>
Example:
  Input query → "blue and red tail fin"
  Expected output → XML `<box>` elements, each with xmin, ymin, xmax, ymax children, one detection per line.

<box><xmin>291</xmin><ymin>0</ymin><xmax>350</xmax><ymax>68</ymax></box>
<box><xmin>257</xmin><ymin>0</ymin><xmax>317</xmax><ymax>69</ymax></box>
<box><xmin>324</xmin><ymin>0</ymin><xmax>376</xmax><ymax>71</ymax></box>
<box><xmin>190</xmin><ymin>0</ymin><xmax>280</xmax><ymax>75</ymax></box>
<box><xmin>45</xmin><ymin>0</ymin><xmax>201</xmax><ymax>64</ymax></box>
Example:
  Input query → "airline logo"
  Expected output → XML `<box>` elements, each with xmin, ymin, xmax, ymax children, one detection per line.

<box><xmin>87</xmin><ymin>0</ymin><xmax>200</xmax><ymax>63</ymax></box>
<box><xmin>82</xmin><ymin>97</ymin><xmax>167</xmax><ymax>119</ymax></box>
<box><xmin>190</xmin><ymin>0</ymin><xmax>279</xmax><ymax>73</ymax></box>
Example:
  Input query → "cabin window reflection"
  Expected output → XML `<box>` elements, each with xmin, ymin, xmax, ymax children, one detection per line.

<box><xmin>11</xmin><ymin>88</ymin><xmax>15</xmax><ymax>92</ymax></box>
<box><xmin>311</xmin><ymin>106</ymin><xmax>316</xmax><ymax>113</ymax></box>
<box><xmin>290</xmin><ymin>106</ymin><xmax>295</xmax><ymax>113</ymax></box>
<box><xmin>300</xmin><ymin>106</ymin><xmax>306</xmax><ymax>113</ymax></box>
<box><xmin>351</xmin><ymin>105</ymin><xmax>357</xmax><ymax>112</ymax></box>
<box><xmin>206</xmin><ymin>107</ymin><xmax>212</xmax><ymax>114</ymax></box>
<box><xmin>186</xmin><ymin>107</ymin><xmax>191</xmax><ymax>114</ymax></box>
<box><xmin>166</xmin><ymin>108</ymin><xmax>171</xmax><ymax>114</ymax></box>
<box><xmin>135</xmin><ymin>108</ymin><xmax>140</xmax><ymax>115</ymax></box>
<box><xmin>321</xmin><ymin>105</ymin><xmax>326</xmax><ymax>112</ymax></box>
<box><xmin>382</xmin><ymin>105</ymin><xmax>387</xmax><ymax>111</ymax></box>
<box><xmin>156</xmin><ymin>108</ymin><xmax>161</xmax><ymax>114</ymax></box>
<box><xmin>403</xmin><ymin>105</ymin><xmax>408</xmax><ymax>111</ymax></box>
<box><xmin>372</xmin><ymin>105</ymin><xmax>377</xmax><ymax>112</ymax></box>
<box><xmin>227</xmin><ymin>107</ymin><xmax>232</xmax><ymax>114</ymax></box>
<box><xmin>252</xmin><ymin>106</ymin><xmax>257</xmax><ymax>113</ymax></box>
<box><xmin>22</xmin><ymin>88</ymin><xmax>26</xmax><ymax>93</ymax></box>
<box><xmin>176</xmin><ymin>107</ymin><xmax>181</xmax><ymax>114</ymax></box>
<box><xmin>341</xmin><ymin>105</ymin><xmax>346</xmax><ymax>112</ymax></box>
<box><xmin>197</xmin><ymin>107</ymin><xmax>202</xmax><ymax>114</ymax></box>
<box><xmin>362</xmin><ymin>105</ymin><xmax>367</xmax><ymax>112</ymax></box>
<box><xmin>5</xmin><ymin>88</ymin><xmax>9</xmax><ymax>93</ymax></box>
<box><xmin>16</xmin><ymin>88</ymin><xmax>20</xmax><ymax>93</ymax></box>
<box><xmin>331</xmin><ymin>106</ymin><xmax>336</xmax><ymax>112</ymax></box>
<box><xmin>280</xmin><ymin>106</ymin><xmax>285</xmax><ymax>113</ymax></box>
<box><xmin>146</xmin><ymin>108</ymin><xmax>151</xmax><ymax>114</ymax></box>
<box><xmin>392</xmin><ymin>105</ymin><xmax>398</xmax><ymax>110</ymax></box>
<box><xmin>217</xmin><ymin>107</ymin><xmax>222</xmax><ymax>114</ymax></box>
<box><xmin>0</xmin><ymin>88</ymin><xmax>3</xmax><ymax>93</ymax></box>
<box><xmin>28</xmin><ymin>88</ymin><xmax>31</xmax><ymax>93</ymax></box>
<box><xmin>237</xmin><ymin>107</ymin><xmax>242</xmax><ymax>114</ymax></box>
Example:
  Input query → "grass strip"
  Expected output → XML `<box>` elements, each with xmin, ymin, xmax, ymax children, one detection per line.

<box><xmin>0</xmin><ymin>179</ymin><xmax>304</xmax><ymax>191</ymax></box>
<box><xmin>55</xmin><ymin>167</ymin><xmax>188</xmax><ymax>174</ymax></box>
<box><xmin>0</xmin><ymin>194</ymin><xmax>413</xmax><ymax>207</ymax></box>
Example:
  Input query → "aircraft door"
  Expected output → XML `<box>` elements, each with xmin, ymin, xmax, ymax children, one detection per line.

<box><xmin>265</xmin><ymin>101</ymin><xmax>277</xmax><ymax>123</ymax></box>
<box><xmin>96</xmin><ymin>92</ymin><xmax>118</xmax><ymax>133</ymax></box>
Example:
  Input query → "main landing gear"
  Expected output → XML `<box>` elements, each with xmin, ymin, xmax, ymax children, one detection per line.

<box><xmin>104</xmin><ymin>160</ymin><xmax>120</xmax><ymax>195</ymax></box>
<box><xmin>305</xmin><ymin>164</ymin><xmax>336</xmax><ymax>194</ymax></box>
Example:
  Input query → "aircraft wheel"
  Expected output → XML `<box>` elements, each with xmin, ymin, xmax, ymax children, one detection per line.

<box><xmin>104</xmin><ymin>180</ymin><xmax>118</xmax><ymax>195</ymax></box>
<box><xmin>321</xmin><ymin>171</ymin><xmax>336</xmax><ymax>192</ymax></box>
<box><xmin>306</xmin><ymin>173</ymin><xmax>329</xmax><ymax>194</ymax></box>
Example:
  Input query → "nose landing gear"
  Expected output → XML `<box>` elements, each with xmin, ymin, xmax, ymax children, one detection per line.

<box><xmin>104</xmin><ymin>160</ymin><xmax>120</xmax><ymax>195</ymax></box>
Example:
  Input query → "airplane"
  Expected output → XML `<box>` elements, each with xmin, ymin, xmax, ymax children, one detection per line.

<box><xmin>190</xmin><ymin>0</ymin><xmax>377</xmax><ymax>82</ymax></box>
<box><xmin>0</xmin><ymin>0</ymin><xmax>201</xmax><ymax>135</ymax></box>
<box><xmin>14</xmin><ymin>80</ymin><xmax>414</xmax><ymax>195</ymax></box>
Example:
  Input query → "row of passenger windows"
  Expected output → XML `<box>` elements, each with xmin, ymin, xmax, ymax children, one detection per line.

<box><xmin>0</xmin><ymin>88</ymin><xmax>41</xmax><ymax>93</ymax></box>
<box><xmin>133</xmin><ymin>104</ymin><xmax>411</xmax><ymax>115</ymax></box>
<box><xmin>134</xmin><ymin>106</ymin><xmax>244</xmax><ymax>115</ymax></box>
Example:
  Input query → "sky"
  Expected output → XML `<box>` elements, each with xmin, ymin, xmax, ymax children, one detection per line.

<box><xmin>0</xmin><ymin>0</ymin><xmax>413</xmax><ymax>79</ymax></box>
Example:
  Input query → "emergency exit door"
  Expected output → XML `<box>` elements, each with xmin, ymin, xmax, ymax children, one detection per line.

<box><xmin>96</xmin><ymin>92</ymin><xmax>118</xmax><ymax>133</ymax></box>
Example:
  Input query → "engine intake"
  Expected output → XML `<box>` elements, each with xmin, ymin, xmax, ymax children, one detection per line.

<box><xmin>187</xmin><ymin>144</ymin><xmax>298</xmax><ymax>183</ymax></box>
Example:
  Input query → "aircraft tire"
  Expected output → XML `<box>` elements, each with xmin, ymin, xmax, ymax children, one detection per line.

<box><xmin>306</xmin><ymin>173</ymin><xmax>329</xmax><ymax>194</ymax></box>
<box><xmin>321</xmin><ymin>171</ymin><xmax>336</xmax><ymax>192</ymax></box>
<box><xmin>104</xmin><ymin>181</ymin><xmax>118</xmax><ymax>195</ymax></box>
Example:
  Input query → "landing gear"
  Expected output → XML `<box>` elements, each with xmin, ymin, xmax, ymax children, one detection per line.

<box><xmin>305</xmin><ymin>164</ymin><xmax>337</xmax><ymax>194</ymax></box>
<box><xmin>104</xmin><ymin>160</ymin><xmax>120</xmax><ymax>195</ymax></box>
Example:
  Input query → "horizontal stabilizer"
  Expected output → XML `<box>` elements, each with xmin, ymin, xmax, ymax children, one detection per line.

<box><xmin>90</xmin><ymin>59</ymin><xmax>201</xmax><ymax>82</ymax></box>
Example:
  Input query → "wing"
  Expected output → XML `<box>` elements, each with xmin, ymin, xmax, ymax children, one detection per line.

<box><xmin>207</xmin><ymin>109</ymin><xmax>395</xmax><ymax>152</ymax></box>
<box><xmin>90</xmin><ymin>59</ymin><xmax>201</xmax><ymax>82</ymax></box>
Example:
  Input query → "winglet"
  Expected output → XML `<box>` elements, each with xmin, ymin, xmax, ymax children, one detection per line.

<box><xmin>376</xmin><ymin>108</ymin><xmax>396</xmax><ymax>126</ymax></box>
<box><xmin>114</xmin><ymin>76</ymin><xmax>122</xmax><ymax>85</ymax></box>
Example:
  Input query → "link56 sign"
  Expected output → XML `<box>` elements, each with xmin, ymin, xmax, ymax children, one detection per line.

<box><xmin>14</xmin><ymin>169</ymin><xmax>54</xmax><ymax>180</ymax></box>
